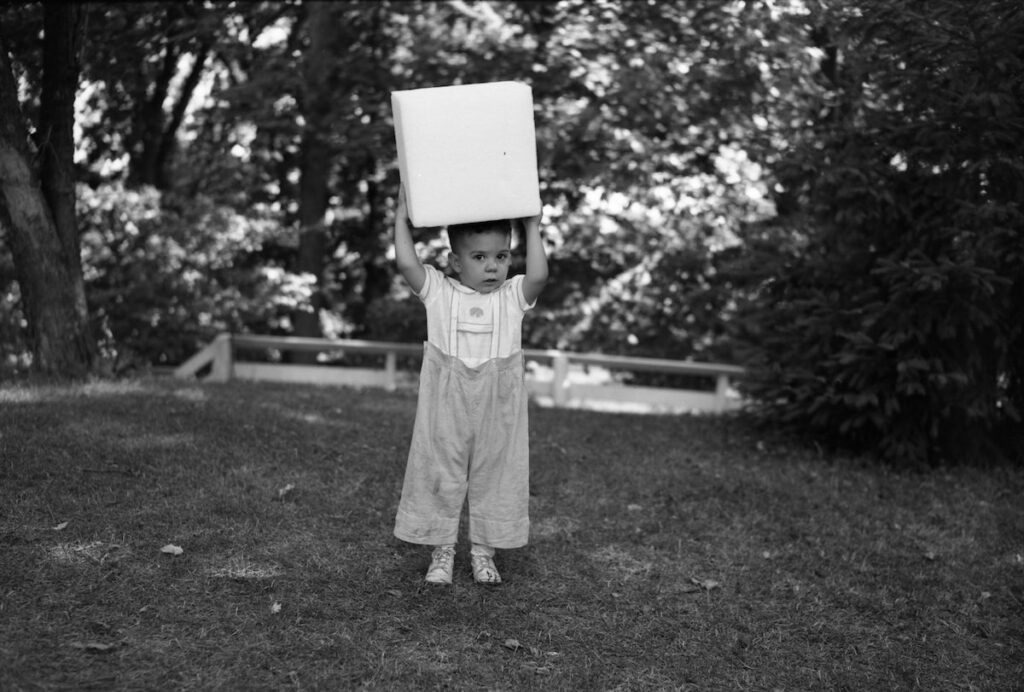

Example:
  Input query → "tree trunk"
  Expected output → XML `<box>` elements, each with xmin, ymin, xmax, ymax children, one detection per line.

<box><xmin>40</xmin><ymin>5</ymin><xmax>94</xmax><ymax>359</ymax></box>
<box><xmin>128</xmin><ymin>36</ymin><xmax>178</xmax><ymax>188</ymax></box>
<box><xmin>0</xmin><ymin>11</ymin><xmax>95</xmax><ymax>377</ymax></box>
<box><xmin>291</xmin><ymin>1</ymin><xmax>337</xmax><ymax>352</ymax></box>
<box><xmin>156</xmin><ymin>42</ymin><xmax>210</xmax><ymax>190</ymax></box>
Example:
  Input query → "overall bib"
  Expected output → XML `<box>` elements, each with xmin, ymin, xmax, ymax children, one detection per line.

<box><xmin>394</xmin><ymin>290</ymin><xmax>530</xmax><ymax>549</ymax></box>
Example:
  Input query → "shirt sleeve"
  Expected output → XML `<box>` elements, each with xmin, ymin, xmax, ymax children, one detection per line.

<box><xmin>509</xmin><ymin>274</ymin><xmax>536</xmax><ymax>312</ymax></box>
<box><xmin>416</xmin><ymin>265</ymin><xmax>441</xmax><ymax>303</ymax></box>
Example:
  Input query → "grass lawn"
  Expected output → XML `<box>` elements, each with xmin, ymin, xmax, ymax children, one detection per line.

<box><xmin>1</xmin><ymin>377</ymin><xmax>1021</xmax><ymax>691</ymax></box>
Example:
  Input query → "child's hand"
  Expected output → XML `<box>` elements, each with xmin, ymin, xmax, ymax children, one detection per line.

<box><xmin>520</xmin><ymin>212</ymin><xmax>541</xmax><ymax>233</ymax></box>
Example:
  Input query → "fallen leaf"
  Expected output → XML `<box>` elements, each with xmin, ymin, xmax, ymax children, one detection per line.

<box><xmin>503</xmin><ymin>638</ymin><xmax>521</xmax><ymax>651</ymax></box>
<box><xmin>52</xmin><ymin>521</ymin><xmax>69</xmax><ymax>531</ymax></box>
<box><xmin>270</xmin><ymin>602</ymin><xmax>282</xmax><ymax>614</ymax></box>
<box><xmin>276</xmin><ymin>483</ymin><xmax>296</xmax><ymax>500</ymax></box>
<box><xmin>160</xmin><ymin>544</ymin><xmax>184</xmax><ymax>556</ymax></box>
<box><xmin>690</xmin><ymin>577</ymin><xmax>721</xmax><ymax>592</ymax></box>
<box><xmin>924</xmin><ymin>550</ymin><xmax>937</xmax><ymax>561</ymax></box>
<box><xmin>386</xmin><ymin>589</ymin><xmax>403</xmax><ymax>597</ymax></box>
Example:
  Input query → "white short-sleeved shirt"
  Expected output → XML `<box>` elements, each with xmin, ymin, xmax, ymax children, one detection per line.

<box><xmin>417</xmin><ymin>265</ymin><xmax>535</xmax><ymax>368</ymax></box>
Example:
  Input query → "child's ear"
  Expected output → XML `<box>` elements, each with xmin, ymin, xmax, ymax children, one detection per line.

<box><xmin>448</xmin><ymin>250</ymin><xmax>460</xmax><ymax>272</ymax></box>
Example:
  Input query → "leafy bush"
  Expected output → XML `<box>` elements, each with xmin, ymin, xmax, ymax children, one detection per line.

<box><xmin>360</xmin><ymin>293</ymin><xmax>426</xmax><ymax>345</ymax></box>
<box><xmin>729</xmin><ymin>0</ymin><xmax>1024</xmax><ymax>466</ymax></box>
<box><xmin>78</xmin><ymin>183</ymin><xmax>313</xmax><ymax>369</ymax></box>
<box><xmin>0</xmin><ymin>242</ymin><xmax>29</xmax><ymax>375</ymax></box>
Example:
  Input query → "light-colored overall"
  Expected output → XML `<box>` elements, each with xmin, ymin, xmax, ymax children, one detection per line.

<box><xmin>393</xmin><ymin>266</ymin><xmax>532</xmax><ymax>549</ymax></box>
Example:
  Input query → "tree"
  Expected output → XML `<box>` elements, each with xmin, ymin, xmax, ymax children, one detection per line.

<box><xmin>467</xmin><ymin>1</ymin><xmax>815</xmax><ymax>359</ymax></box>
<box><xmin>290</xmin><ymin>1</ymin><xmax>334</xmax><ymax>346</ymax></box>
<box><xmin>120</xmin><ymin>4</ymin><xmax>214</xmax><ymax>190</ymax></box>
<box><xmin>0</xmin><ymin>4</ymin><xmax>94</xmax><ymax>377</ymax></box>
<box><xmin>729</xmin><ymin>0</ymin><xmax>1024</xmax><ymax>465</ymax></box>
<box><xmin>67</xmin><ymin>2</ymin><xmax>222</xmax><ymax>190</ymax></box>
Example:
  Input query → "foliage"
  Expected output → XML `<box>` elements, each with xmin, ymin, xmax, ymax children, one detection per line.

<box><xmin>1</xmin><ymin>1</ymin><xmax>815</xmax><ymax>367</ymax></box>
<box><xmin>78</xmin><ymin>183</ymin><xmax>312</xmax><ymax>370</ymax></box>
<box><xmin>360</xmin><ymin>293</ymin><xmax>426</xmax><ymax>345</ymax></box>
<box><xmin>729</xmin><ymin>0</ymin><xmax>1024</xmax><ymax>466</ymax></box>
<box><xmin>520</xmin><ymin>1</ymin><xmax>813</xmax><ymax>362</ymax></box>
<box><xmin>4</xmin><ymin>1</ymin><xmax>1022</xmax><ymax>465</ymax></box>
<box><xmin>0</xmin><ymin>237</ymin><xmax>28</xmax><ymax>375</ymax></box>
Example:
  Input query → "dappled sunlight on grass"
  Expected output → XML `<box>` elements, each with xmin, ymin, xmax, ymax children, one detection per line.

<box><xmin>0</xmin><ymin>387</ymin><xmax>44</xmax><ymax>404</ymax></box>
<box><xmin>170</xmin><ymin>385</ymin><xmax>207</xmax><ymax>400</ymax></box>
<box><xmin>65</xmin><ymin>418</ymin><xmax>136</xmax><ymax>438</ymax></box>
<box><xmin>0</xmin><ymin>376</ymin><xmax>192</xmax><ymax>405</ymax></box>
<box><xmin>80</xmin><ymin>380</ymin><xmax>149</xmax><ymax>397</ymax></box>
<box><xmin>530</xmin><ymin>514</ymin><xmax>580</xmax><ymax>541</ymax></box>
<box><xmin>279</xmin><ymin>409</ymin><xmax>329</xmax><ymax>425</ymax></box>
<box><xmin>47</xmin><ymin>540</ymin><xmax>128</xmax><ymax>567</ymax></box>
<box><xmin>64</xmin><ymin>418</ymin><xmax>195</xmax><ymax>452</ymax></box>
<box><xmin>119</xmin><ymin>432</ymin><xmax>196</xmax><ymax>451</ymax></box>
<box><xmin>205</xmin><ymin>556</ymin><xmax>285</xmax><ymax>580</ymax></box>
<box><xmin>588</xmin><ymin>544</ymin><xmax>654</xmax><ymax>580</ymax></box>
<box><xmin>254</xmin><ymin>397</ymin><xmax>364</xmax><ymax>429</ymax></box>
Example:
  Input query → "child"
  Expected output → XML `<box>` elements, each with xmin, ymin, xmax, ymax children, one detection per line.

<box><xmin>392</xmin><ymin>182</ymin><xmax>548</xmax><ymax>585</ymax></box>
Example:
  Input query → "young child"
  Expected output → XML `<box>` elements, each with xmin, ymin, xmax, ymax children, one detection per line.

<box><xmin>392</xmin><ymin>183</ymin><xmax>548</xmax><ymax>585</ymax></box>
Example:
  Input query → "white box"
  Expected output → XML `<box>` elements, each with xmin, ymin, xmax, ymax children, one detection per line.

<box><xmin>392</xmin><ymin>81</ymin><xmax>541</xmax><ymax>227</ymax></box>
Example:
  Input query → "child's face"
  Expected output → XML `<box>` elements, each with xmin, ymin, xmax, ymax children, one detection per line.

<box><xmin>450</xmin><ymin>230</ymin><xmax>512</xmax><ymax>293</ymax></box>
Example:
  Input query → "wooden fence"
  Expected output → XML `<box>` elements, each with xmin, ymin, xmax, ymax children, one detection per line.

<box><xmin>174</xmin><ymin>333</ymin><xmax>746</xmax><ymax>414</ymax></box>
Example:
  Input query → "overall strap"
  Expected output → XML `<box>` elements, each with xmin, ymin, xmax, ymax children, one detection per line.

<box><xmin>489</xmin><ymin>293</ymin><xmax>502</xmax><ymax>360</ymax></box>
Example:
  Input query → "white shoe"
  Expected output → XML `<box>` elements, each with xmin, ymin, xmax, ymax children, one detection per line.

<box><xmin>425</xmin><ymin>545</ymin><xmax>455</xmax><ymax>585</ymax></box>
<box><xmin>470</xmin><ymin>549</ymin><xmax>501</xmax><ymax>585</ymax></box>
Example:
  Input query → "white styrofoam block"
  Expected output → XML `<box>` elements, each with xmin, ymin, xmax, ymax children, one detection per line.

<box><xmin>392</xmin><ymin>81</ymin><xmax>541</xmax><ymax>227</ymax></box>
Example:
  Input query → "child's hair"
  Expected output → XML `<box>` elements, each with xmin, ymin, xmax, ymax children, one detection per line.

<box><xmin>447</xmin><ymin>219</ymin><xmax>512</xmax><ymax>254</ymax></box>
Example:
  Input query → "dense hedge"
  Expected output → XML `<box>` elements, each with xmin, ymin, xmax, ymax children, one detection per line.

<box><xmin>729</xmin><ymin>1</ymin><xmax>1024</xmax><ymax>466</ymax></box>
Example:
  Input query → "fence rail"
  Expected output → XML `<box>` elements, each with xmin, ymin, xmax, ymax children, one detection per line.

<box><xmin>174</xmin><ymin>333</ymin><xmax>746</xmax><ymax>414</ymax></box>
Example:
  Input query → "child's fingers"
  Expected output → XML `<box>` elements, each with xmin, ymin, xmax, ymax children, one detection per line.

<box><xmin>395</xmin><ymin>182</ymin><xmax>416</xmax><ymax>228</ymax></box>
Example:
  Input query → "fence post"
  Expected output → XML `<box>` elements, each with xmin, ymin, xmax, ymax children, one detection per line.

<box><xmin>209</xmin><ymin>333</ymin><xmax>233</xmax><ymax>383</ymax></box>
<box><xmin>714</xmin><ymin>374</ymin><xmax>729</xmax><ymax>412</ymax></box>
<box><xmin>385</xmin><ymin>351</ymin><xmax>397</xmax><ymax>391</ymax></box>
<box><xmin>552</xmin><ymin>352</ymin><xmax>570</xmax><ymax>407</ymax></box>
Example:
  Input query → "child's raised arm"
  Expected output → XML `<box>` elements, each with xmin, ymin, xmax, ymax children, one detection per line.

<box><xmin>393</xmin><ymin>183</ymin><xmax>426</xmax><ymax>294</ymax></box>
<box><xmin>520</xmin><ymin>212</ymin><xmax>548</xmax><ymax>306</ymax></box>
